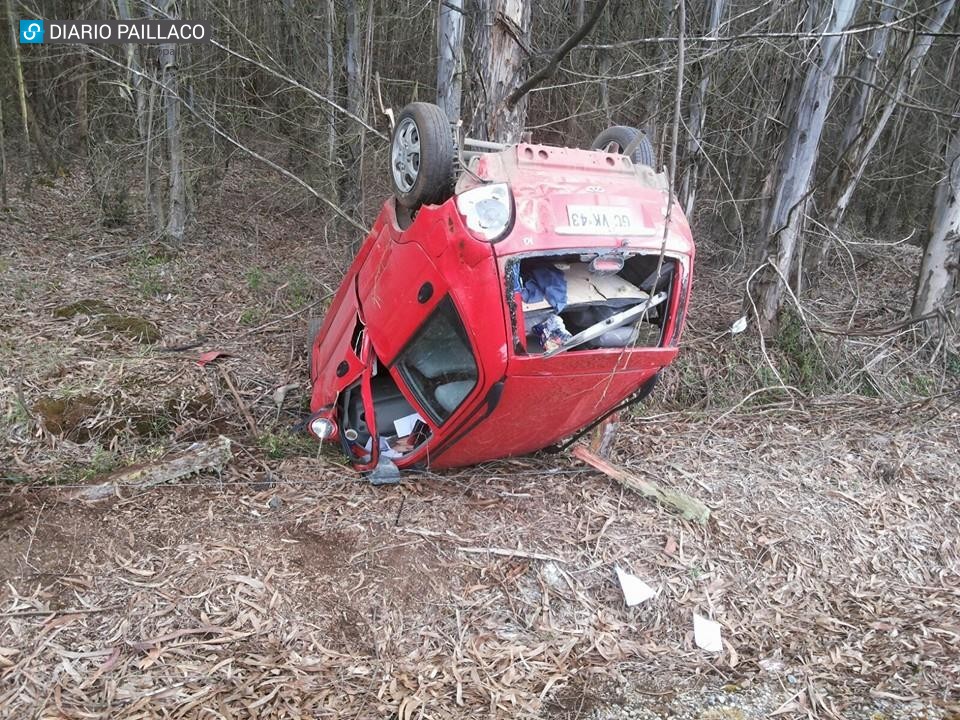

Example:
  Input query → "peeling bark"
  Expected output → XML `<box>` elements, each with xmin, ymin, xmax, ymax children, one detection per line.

<box><xmin>911</xmin><ymin>128</ymin><xmax>960</xmax><ymax>319</ymax></box>
<box><xmin>437</xmin><ymin>0</ymin><xmax>464</xmax><ymax>121</ymax></box>
<box><xmin>469</xmin><ymin>0</ymin><xmax>531</xmax><ymax>143</ymax></box>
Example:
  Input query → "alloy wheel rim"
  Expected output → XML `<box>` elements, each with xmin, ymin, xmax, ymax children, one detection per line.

<box><xmin>391</xmin><ymin>117</ymin><xmax>421</xmax><ymax>193</ymax></box>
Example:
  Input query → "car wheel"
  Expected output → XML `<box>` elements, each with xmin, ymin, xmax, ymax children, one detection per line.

<box><xmin>590</xmin><ymin>125</ymin><xmax>656</xmax><ymax>169</ymax></box>
<box><xmin>307</xmin><ymin>316</ymin><xmax>322</xmax><ymax>371</ymax></box>
<box><xmin>390</xmin><ymin>102</ymin><xmax>456</xmax><ymax>209</ymax></box>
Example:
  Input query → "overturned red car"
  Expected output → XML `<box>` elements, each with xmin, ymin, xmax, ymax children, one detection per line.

<box><xmin>307</xmin><ymin>102</ymin><xmax>694</xmax><ymax>476</ymax></box>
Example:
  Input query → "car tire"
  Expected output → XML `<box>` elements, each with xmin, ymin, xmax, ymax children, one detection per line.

<box><xmin>590</xmin><ymin>126</ymin><xmax>656</xmax><ymax>169</ymax></box>
<box><xmin>307</xmin><ymin>316</ymin><xmax>322</xmax><ymax>371</ymax></box>
<box><xmin>390</xmin><ymin>102</ymin><xmax>456</xmax><ymax>209</ymax></box>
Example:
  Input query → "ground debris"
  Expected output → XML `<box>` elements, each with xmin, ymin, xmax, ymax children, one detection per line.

<box><xmin>53</xmin><ymin>298</ymin><xmax>160</xmax><ymax>343</ymax></box>
<box><xmin>70</xmin><ymin>435</ymin><xmax>233</xmax><ymax>501</ymax></box>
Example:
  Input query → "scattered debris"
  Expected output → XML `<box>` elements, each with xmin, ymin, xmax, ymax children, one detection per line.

<box><xmin>572</xmin><ymin>445</ymin><xmax>711</xmax><ymax>524</ymax></box>
<box><xmin>730</xmin><ymin>316</ymin><xmax>748</xmax><ymax>334</ymax></box>
<box><xmin>271</xmin><ymin>382</ymin><xmax>299</xmax><ymax>408</ymax></box>
<box><xmin>196</xmin><ymin>350</ymin><xmax>230</xmax><ymax>367</ymax></box>
<box><xmin>694</xmin><ymin>613</ymin><xmax>723</xmax><ymax>653</ymax></box>
<box><xmin>71</xmin><ymin>436</ymin><xmax>233</xmax><ymax>501</ymax></box>
<box><xmin>614</xmin><ymin>566</ymin><xmax>656</xmax><ymax>606</ymax></box>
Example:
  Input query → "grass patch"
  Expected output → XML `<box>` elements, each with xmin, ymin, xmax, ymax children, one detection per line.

<box><xmin>258</xmin><ymin>431</ymin><xmax>317</xmax><ymax>460</ymax></box>
<box><xmin>239</xmin><ymin>308</ymin><xmax>263</xmax><ymax>326</ymax></box>
<box><xmin>246</xmin><ymin>267</ymin><xmax>265</xmax><ymax>291</ymax></box>
<box><xmin>773</xmin><ymin>309</ymin><xmax>832</xmax><ymax>394</ymax></box>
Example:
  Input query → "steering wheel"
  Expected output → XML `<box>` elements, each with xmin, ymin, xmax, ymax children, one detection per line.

<box><xmin>542</xmin><ymin>291</ymin><xmax>669</xmax><ymax>358</ymax></box>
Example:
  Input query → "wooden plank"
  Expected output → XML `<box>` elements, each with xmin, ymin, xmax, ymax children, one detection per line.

<box><xmin>572</xmin><ymin>445</ymin><xmax>710</xmax><ymax>524</ymax></box>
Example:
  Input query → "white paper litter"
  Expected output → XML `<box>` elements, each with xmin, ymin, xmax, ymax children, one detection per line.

<box><xmin>393</xmin><ymin>412</ymin><xmax>423</xmax><ymax>438</ymax></box>
<box><xmin>693</xmin><ymin>613</ymin><xmax>723</xmax><ymax>652</ymax></box>
<box><xmin>614</xmin><ymin>566</ymin><xmax>656</xmax><ymax>606</ymax></box>
<box><xmin>730</xmin><ymin>316</ymin><xmax>748</xmax><ymax>334</ymax></box>
<box><xmin>363</xmin><ymin>437</ymin><xmax>404</xmax><ymax>459</ymax></box>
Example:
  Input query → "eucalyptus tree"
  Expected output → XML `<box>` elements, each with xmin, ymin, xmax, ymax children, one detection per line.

<box><xmin>749</xmin><ymin>0</ymin><xmax>860</xmax><ymax>333</ymax></box>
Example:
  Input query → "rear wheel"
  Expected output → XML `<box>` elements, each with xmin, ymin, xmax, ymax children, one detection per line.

<box><xmin>591</xmin><ymin>126</ymin><xmax>656</xmax><ymax>169</ymax></box>
<box><xmin>390</xmin><ymin>102</ymin><xmax>456</xmax><ymax>209</ymax></box>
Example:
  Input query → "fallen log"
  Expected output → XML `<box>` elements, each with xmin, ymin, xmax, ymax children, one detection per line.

<box><xmin>72</xmin><ymin>436</ymin><xmax>233</xmax><ymax>501</ymax></box>
<box><xmin>572</xmin><ymin>445</ymin><xmax>710</xmax><ymax>524</ymax></box>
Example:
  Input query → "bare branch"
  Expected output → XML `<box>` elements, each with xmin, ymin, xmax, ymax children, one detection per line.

<box><xmin>505</xmin><ymin>0</ymin><xmax>608</xmax><ymax>109</ymax></box>
<box><xmin>83</xmin><ymin>45</ymin><xmax>369</xmax><ymax>234</ymax></box>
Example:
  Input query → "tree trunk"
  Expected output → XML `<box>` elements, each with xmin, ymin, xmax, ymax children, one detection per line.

<box><xmin>161</xmin><ymin>40</ymin><xmax>187</xmax><ymax>244</ymax></box>
<box><xmin>821</xmin><ymin>0</ymin><xmax>952</xmax><ymax>237</ymax></box>
<box><xmin>821</xmin><ymin>0</ymin><xmax>899</xmax><ymax>219</ymax></box>
<box><xmin>325</xmin><ymin>0</ymin><xmax>337</xmax><ymax>184</ymax></box>
<box><xmin>145</xmin><ymin>76</ymin><xmax>162</xmax><ymax>236</ymax></box>
<box><xmin>339</xmin><ymin>0</ymin><xmax>363</xmax><ymax>217</ymax></box>
<box><xmin>469</xmin><ymin>0</ymin><xmax>531</xmax><ymax>143</ymax></box>
<box><xmin>437</xmin><ymin>0</ymin><xmax>464</xmax><ymax>121</ymax></box>
<box><xmin>749</xmin><ymin>0</ymin><xmax>858</xmax><ymax>333</ymax></box>
<box><xmin>0</xmin><ymin>96</ymin><xmax>7</xmax><ymax>207</ymax></box>
<box><xmin>6</xmin><ymin>0</ymin><xmax>33</xmax><ymax>184</ymax></box>
<box><xmin>75</xmin><ymin>54</ymin><xmax>89</xmax><ymax>148</ymax></box>
<box><xmin>680</xmin><ymin>0</ymin><xmax>725</xmax><ymax>217</ymax></box>
<box><xmin>118</xmin><ymin>0</ymin><xmax>162</xmax><ymax>230</ymax></box>
<box><xmin>911</xmin><ymin>127</ymin><xmax>960</xmax><ymax>319</ymax></box>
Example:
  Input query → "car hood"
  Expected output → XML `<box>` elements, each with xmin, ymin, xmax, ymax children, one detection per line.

<box><xmin>456</xmin><ymin>143</ymin><xmax>694</xmax><ymax>259</ymax></box>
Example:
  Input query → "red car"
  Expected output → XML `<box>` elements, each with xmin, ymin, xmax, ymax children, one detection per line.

<box><xmin>306</xmin><ymin>103</ymin><xmax>694</xmax><ymax>478</ymax></box>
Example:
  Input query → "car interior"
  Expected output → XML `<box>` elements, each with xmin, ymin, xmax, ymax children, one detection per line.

<box><xmin>511</xmin><ymin>253</ymin><xmax>676</xmax><ymax>353</ymax></box>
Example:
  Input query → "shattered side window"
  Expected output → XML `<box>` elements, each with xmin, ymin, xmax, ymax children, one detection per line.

<box><xmin>394</xmin><ymin>297</ymin><xmax>478</xmax><ymax>425</ymax></box>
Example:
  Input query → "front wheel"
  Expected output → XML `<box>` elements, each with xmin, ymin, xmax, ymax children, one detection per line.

<box><xmin>390</xmin><ymin>102</ymin><xmax>456</xmax><ymax>209</ymax></box>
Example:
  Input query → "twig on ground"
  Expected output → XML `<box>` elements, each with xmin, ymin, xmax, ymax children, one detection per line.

<box><xmin>457</xmin><ymin>546</ymin><xmax>567</xmax><ymax>563</ymax></box>
<box><xmin>1</xmin><ymin>606</ymin><xmax>119</xmax><ymax>618</ymax></box>
<box><xmin>220</xmin><ymin>369</ymin><xmax>259</xmax><ymax>438</ymax></box>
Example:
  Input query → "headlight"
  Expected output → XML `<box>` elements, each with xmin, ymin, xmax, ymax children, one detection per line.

<box><xmin>456</xmin><ymin>183</ymin><xmax>513</xmax><ymax>242</ymax></box>
<box><xmin>309</xmin><ymin>416</ymin><xmax>336</xmax><ymax>440</ymax></box>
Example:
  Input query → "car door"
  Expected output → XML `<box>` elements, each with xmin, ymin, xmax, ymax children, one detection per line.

<box><xmin>355</xmin><ymin>235</ymin><xmax>488</xmax><ymax>462</ymax></box>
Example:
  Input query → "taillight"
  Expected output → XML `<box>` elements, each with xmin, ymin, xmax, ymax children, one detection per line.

<box><xmin>455</xmin><ymin>183</ymin><xmax>513</xmax><ymax>242</ymax></box>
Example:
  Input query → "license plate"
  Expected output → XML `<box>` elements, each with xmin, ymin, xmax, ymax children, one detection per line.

<box><xmin>563</xmin><ymin>205</ymin><xmax>647</xmax><ymax>235</ymax></box>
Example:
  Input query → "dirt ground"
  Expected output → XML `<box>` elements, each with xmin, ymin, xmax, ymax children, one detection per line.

<box><xmin>1</xmin><ymin>166</ymin><xmax>959</xmax><ymax>719</ymax></box>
